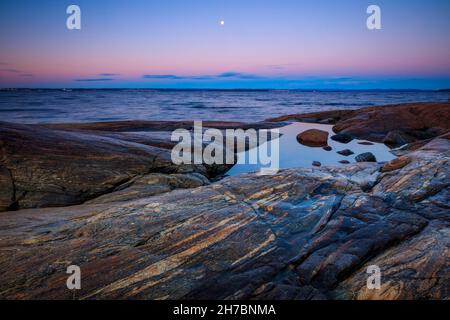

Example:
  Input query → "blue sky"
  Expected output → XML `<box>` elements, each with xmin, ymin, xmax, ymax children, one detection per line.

<box><xmin>0</xmin><ymin>0</ymin><xmax>450</xmax><ymax>89</ymax></box>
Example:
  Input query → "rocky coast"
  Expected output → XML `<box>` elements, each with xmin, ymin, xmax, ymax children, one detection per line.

<box><xmin>0</xmin><ymin>102</ymin><xmax>448</xmax><ymax>299</ymax></box>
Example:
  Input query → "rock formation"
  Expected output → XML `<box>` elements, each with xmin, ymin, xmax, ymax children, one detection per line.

<box><xmin>296</xmin><ymin>129</ymin><xmax>329</xmax><ymax>147</ymax></box>
<box><xmin>0</xmin><ymin>102</ymin><xmax>448</xmax><ymax>300</ymax></box>
<box><xmin>0</xmin><ymin>136</ymin><xmax>448</xmax><ymax>300</ymax></box>
<box><xmin>268</xmin><ymin>102</ymin><xmax>450</xmax><ymax>147</ymax></box>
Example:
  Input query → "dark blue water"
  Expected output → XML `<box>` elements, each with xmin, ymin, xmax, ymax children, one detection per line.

<box><xmin>0</xmin><ymin>89</ymin><xmax>448</xmax><ymax>124</ymax></box>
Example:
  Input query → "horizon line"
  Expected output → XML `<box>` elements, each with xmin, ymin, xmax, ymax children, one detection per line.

<box><xmin>1</xmin><ymin>87</ymin><xmax>450</xmax><ymax>92</ymax></box>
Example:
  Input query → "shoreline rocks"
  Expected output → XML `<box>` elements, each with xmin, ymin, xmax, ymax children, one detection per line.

<box><xmin>0</xmin><ymin>137</ymin><xmax>448</xmax><ymax>300</ymax></box>
<box><xmin>312</xmin><ymin>161</ymin><xmax>322</xmax><ymax>167</ymax></box>
<box><xmin>0</xmin><ymin>102</ymin><xmax>449</xmax><ymax>300</ymax></box>
<box><xmin>296</xmin><ymin>129</ymin><xmax>329</xmax><ymax>147</ymax></box>
<box><xmin>380</xmin><ymin>156</ymin><xmax>411</xmax><ymax>172</ymax></box>
<box><xmin>331</xmin><ymin>133</ymin><xmax>354</xmax><ymax>143</ymax></box>
<box><xmin>355</xmin><ymin>152</ymin><xmax>377</xmax><ymax>162</ymax></box>
<box><xmin>268</xmin><ymin>102</ymin><xmax>450</xmax><ymax>147</ymax></box>
<box><xmin>337</xmin><ymin>149</ymin><xmax>354</xmax><ymax>156</ymax></box>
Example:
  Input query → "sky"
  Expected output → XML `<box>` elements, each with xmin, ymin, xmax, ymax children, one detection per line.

<box><xmin>0</xmin><ymin>0</ymin><xmax>450</xmax><ymax>89</ymax></box>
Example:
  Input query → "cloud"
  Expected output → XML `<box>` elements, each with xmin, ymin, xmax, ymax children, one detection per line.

<box><xmin>143</xmin><ymin>74</ymin><xmax>184</xmax><ymax>80</ymax></box>
<box><xmin>0</xmin><ymin>68</ymin><xmax>21</xmax><ymax>73</ymax></box>
<box><xmin>143</xmin><ymin>72</ymin><xmax>263</xmax><ymax>81</ymax></box>
<box><xmin>264</xmin><ymin>64</ymin><xmax>301</xmax><ymax>70</ymax></box>
<box><xmin>74</xmin><ymin>78</ymin><xmax>115</xmax><ymax>82</ymax></box>
<box><xmin>0</xmin><ymin>65</ymin><xmax>34</xmax><ymax>77</ymax></box>
<box><xmin>217</xmin><ymin>72</ymin><xmax>261</xmax><ymax>79</ymax></box>
<box><xmin>97</xmin><ymin>73</ymin><xmax>120</xmax><ymax>76</ymax></box>
<box><xmin>217</xmin><ymin>72</ymin><xmax>242</xmax><ymax>78</ymax></box>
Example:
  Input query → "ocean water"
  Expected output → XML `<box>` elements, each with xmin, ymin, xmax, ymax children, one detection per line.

<box><xmin>0</xmin><ymin>89</ymin><xmax>448</xmax><ymax>124</ymax></box>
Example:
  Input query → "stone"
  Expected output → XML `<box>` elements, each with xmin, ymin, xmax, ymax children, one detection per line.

<box><xmin>383</xmin><ymin>130</ymin><xmax>417</xmax><ymax>148</ymax></box>
<box><xmin>0</xmin><ymin>138</ymin><xmax>448</xmax><ymax>300</ymax></box>
<box><xmin>355</xmin><ymin>152</ymin><xmax>377</xmax><ymax>162</ymax></box>
<box><xmin>380</xmin><ymin>156</ymin><xmax>411</xmax><ymax>172</ymax></box>
<box><xmin>268</xmin><ymin>102</ymin><xmax>450</xmax><ymax>145</ymax></box>
<box><xmin>358</xmin><ymin>141</ymin><xmax>374</xmax><ymax>145</ymax></box>
<box><xmin>267</xmin><ymin>109</ymin><xmax>353</xmax><ymax>124</ymax></box>
<box><xmin>332</xmin><ymin>103</ymin><xmax>450</xmax><ymax>143</ymax></box>
<box><xmin>331</xmin><ymin>133</ymin><xmax>354</xmax><ymax>144</ymax></box>
<box><xmin>296</xmin><ymin>129</ymin><xmax>329</xmax><ymax>147</ymax></box>
<box><xmin>337</xmin><ymin>149</ymin><xmax>354</xmax><ymax>156</ymax></box>
<box><xmin>339</xmin><ymin>160</ymin><xmax>350</xmax><ymax>164</ymax></box>
<box><xmin>312</xmin><ymin>161</ymin><xmax>322</xmax><ymax>167</ymax></box>
<box><xmin>323</xmin><ymin>146</ymin><xmax>332</xmax><ymax>151</ymax></box>
<box><xmin>0</xmin><ymin>121</ymin><xmax>241</xmax><ymax>211</ymax></box>
<box><xmin>0</xmin><ymin>104</ymin><xmax>449</xmax><ymax>301</ymax></box>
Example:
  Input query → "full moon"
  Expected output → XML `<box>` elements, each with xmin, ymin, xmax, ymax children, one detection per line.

<box><xmin>220</xmin><ymin>20</ymin><xmax>225</xmax><ymax>26</ymax></box>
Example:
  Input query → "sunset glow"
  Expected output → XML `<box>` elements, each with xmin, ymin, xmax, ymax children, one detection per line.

<box><xmin>1</xmin><ymin>0</ymin><xmax>450</xmax><ymax>89</ymax></box>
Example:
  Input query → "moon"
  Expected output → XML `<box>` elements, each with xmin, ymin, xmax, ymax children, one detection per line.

<box><xmin>220</xmin><ymin>20</ymin><xmax>225</xmax><ymax>26</ymax></box>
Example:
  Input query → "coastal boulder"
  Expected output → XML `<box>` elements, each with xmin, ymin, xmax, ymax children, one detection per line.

<box><xmin>331</xmin><ymin>133</ymin><xmax>354</xmax><ymax>144</ymax></box>
<box><xmin>383</xmin><ymin>130</ymin><xmax>417</xmax><ymax>147</ymax></box>
<box><xmin>296</xmin><ymin>129</ymin><xmax>329</xmax><ymax>147</ymax></box>
<box><xmin>355</xmin><ymin>152</ymin><xmax>377</xmax><ymax>162</ymax></box>
<box><xmin>332</xmin><ymin>103</ymin><xmax>450</xmax><ymax>142</ymax></box>
<box><xmin>269</xmin><ymin>103</ymin><xmax>450</xmax><ymax>145</ymax></box>
<box><xmin>337</xmin><ymin>149</ymin><xmax>354</xmax><ymax>156</ymax></box>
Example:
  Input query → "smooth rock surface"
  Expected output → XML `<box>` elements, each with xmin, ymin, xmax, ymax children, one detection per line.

<box><xmin>0</xmin><ymin>138</ymin><xmax>448</xmax><ymax>300</ymax></box>
<box><xmin>337</xmin><ymin>149</ymin><xmax>354</xmax><ymax>156</ymax></box>
<box><xmin>296</xmin><ymin>129</ymin><xmax>329</xmax><ymax>147</ymax></box>
<box><xmin>355</xmin><ymin>152</ymin><xmax>377</xmax><ymax>162</ymax></box>
<box><xmin>268</xmin><ymin>102</ymin><xmax>450</xmax><ymax>146</ymax></box>
<box><xmin>331</xmin><ymin>133</ymin><xmax>354</xmax><ymax>144</ymax></box>
<box><xmin>0</xmin><ymin>121</ymin><xmax>274</xmax><ymax>211</ymax></box>
<box><xmin>381</xmin><ymin>156</ymin><xmax>411</xmax><ymax>172</ymax></box>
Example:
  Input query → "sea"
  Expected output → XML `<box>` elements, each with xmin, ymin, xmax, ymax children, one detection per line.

<box><xmin>0</xmin><ymin>89</ymin><xmax>448</xmax><ymax>124</ymax></box>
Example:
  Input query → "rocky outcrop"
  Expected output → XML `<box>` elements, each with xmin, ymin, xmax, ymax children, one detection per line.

<box><xmin>296</xmin><ymin>129</ymin><xmax>329</xmax><ymax>147</ymax></box>
<box><xmin>0</xmin><ymin>121</ymin><xmax>250</xmax><ymax>211</ymax></box>
<box><xmin>268</xmin><ymin>102</ymin><xmax>450</xmax><ymax>147</ymax></box>
<box><xmin>0</xmin><ymin>120</ymin><xmax>280</xmax><ymax>211</ymax></box>
<box><xmin>0</xmin><ymin>137</ymin><xmax>448</xmax><ymax>300</ymax></box>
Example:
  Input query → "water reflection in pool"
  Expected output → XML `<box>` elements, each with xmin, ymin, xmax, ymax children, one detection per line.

<box><xmin>226</xmin><ymin>122</ymin><xmax>396</xmax><ymax>176</ymax></box>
